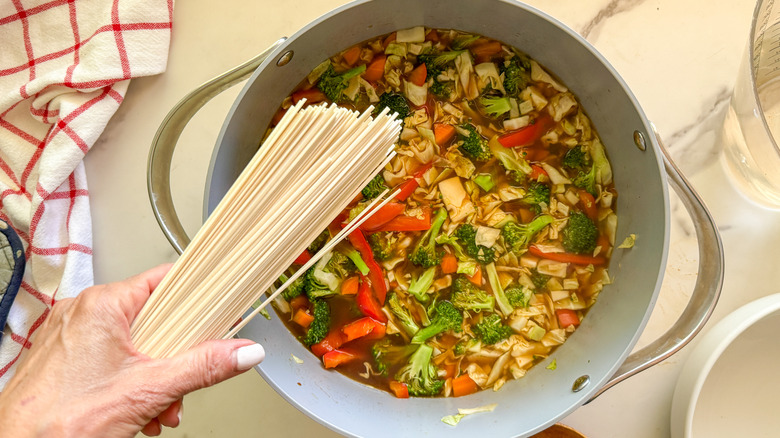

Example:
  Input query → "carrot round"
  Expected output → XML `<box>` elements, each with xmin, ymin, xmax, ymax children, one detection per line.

<box><xmin>470</xmin><ymin>40</ymin><xmax>501</xmax><ymax>58</ymax></box>
<box><xmin>433</xmin><ymin>123</ymin><xmax>456</xmax><ymax>146</ymax></box>
<box><xmin>340</xmin><ymin>276</ymin><xmax>360</xmax><ymax>295</ymax></box>
<box><xmin>441</xmin><ymin>253</ymin><xmax>458</xmax><ymax>274</ymax></box>
<box><xmin>364</xmin><ymin>55</ymin><xmax>386</xmax><ymax>83</ymax></box>
<box><xmin>408</xmin><ymin>63</ymin><xmax>427</xmax><ymax>86</ymax></box>
<box><xmin>292</xmin><ymin>308</ymin><xmax>314</xmax><ymax>328</ymax></box>
<box><xmin>467</xmin><ymin>265</ymin><xmax>482</xmax><ymax>285</ymax></box>
<box><xmin>452</xmin><ymin>374</ymin><xmax>479</xmax><ymax>397</ymax></box>
<box><xmin>342</xmin><ymin>45</ymin><xmax>361</xmax><ymax>67</ymax></box>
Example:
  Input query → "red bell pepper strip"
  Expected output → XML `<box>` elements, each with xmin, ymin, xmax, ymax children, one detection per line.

<box><xmin>528</xmin><ymin>245</ymin><xmax>606</xmax><ymax>266</ymax></box>
<box><xmin>498</xmin><ymin>116</ymin><xmax>551</xmax><ymax>148</ymax></box>
<box><xmin>529</xmin><ymin>164</ymin><xmax>548</xmax><ymax>181</ymax></box>
<box><xmin>356</xmin><ymin>274</ymin><xmax>387</xmax><ymax>322</ymax></box>
<box><xmin>311</xmin><ymin>329</ymin><xmax>346</xmax><ymax>357</ymax></box>
<box><xmin>294</xmin><ymin>249</ymin><xmax>312</xmax><ymax>265</ymax></box>
<box><xmin>323</xmin><ymin>349</ymin><xmax>358</xmax><ymax>369</ymax></box>
<box><xmin>389</xmin><ymin>381</ymin><xmax>409</xmax><ymax>398</ymax></box>
<box><xmin>395</xmin><ymin>163</ymin><xmax>433</xmax><ymax>201</ymax></box>
<box><xmin>372</xmin><ymin>207</ymin><xmax>432</xmax><ymax>233</ymax></box>
<box><xmin>348</xmin><ymin>230</ymin><xmax>388</xmax><ymax>304</ymax></box>
<box><xmin>359</xmin><ymin>201</ymin><xmax>406</xmax><ymax>231</ymax></box>
<box><xmin>342</xmin><ymin>317</ymin><xmax>386</xmax><ymax>342</ymax></box>
<box><xmin>556</xmin><ymin>309</ymin><xmax>581</xmax><ymax>327</ymax></box>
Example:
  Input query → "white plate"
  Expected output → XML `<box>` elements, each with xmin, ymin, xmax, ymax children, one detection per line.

<box><xmin>671</xmin><ymin>293</ymin><xmax>780</xmax><ymax>437</ymax></box>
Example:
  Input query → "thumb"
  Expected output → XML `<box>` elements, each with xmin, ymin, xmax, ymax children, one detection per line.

<box><xmin>156</xmin><ymin>339</ymin><xmax>265</xmax><ymax>397</ymax></box>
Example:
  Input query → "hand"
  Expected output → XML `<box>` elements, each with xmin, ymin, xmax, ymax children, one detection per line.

<box><xmin>0</xmin><ymin>264</ymin><xmax>265</xmax><ymax>437</ymax></box>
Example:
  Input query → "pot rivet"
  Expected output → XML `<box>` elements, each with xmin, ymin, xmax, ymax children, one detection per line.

<box><xmin>276</xmin><ymin>50</ymin><xmax>294</xmax><ymax>67</ymax></box>
<box><xmin>633</xmin><ymin>130</ymin><xmax>647</xmax><ymax>151</ymax></box>
<box><xmin>572</xmin><ymin>375</ymin><xmax>590</xmax><ymax>392</ymax></box>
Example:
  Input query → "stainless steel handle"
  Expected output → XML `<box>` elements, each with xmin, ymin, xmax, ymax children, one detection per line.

<box><xmin>590</xmin><ymin>127</ymin><xmax>724</xmax><ymax>400</ymax></box>
<box><xmin>147</xmin><ymin>38</ymin><xmax>287</xmax><ymax>254</ymax></box>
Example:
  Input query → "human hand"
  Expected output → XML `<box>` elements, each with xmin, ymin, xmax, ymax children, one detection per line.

<box><xmin>0</xmin><ymin>264</ymin><xmax>265</xmax><ymax>437</ymax></box>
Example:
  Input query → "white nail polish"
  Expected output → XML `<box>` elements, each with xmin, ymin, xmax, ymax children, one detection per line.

<box><xmin>236</xmin><ymin>344</ymin><xmax>265</xmax><ymax>370</ymax></box>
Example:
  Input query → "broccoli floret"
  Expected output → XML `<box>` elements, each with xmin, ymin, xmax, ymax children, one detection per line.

<box><xmin>395</xmin><ymin>344</ymin><xmax>444</xmax><ymax>397</ymax></box>
<box><xmin>489</xmin><ymin>135</ymin><xmax>533</xmax><ymax>177</ymax></box>
<box><xmin>368</xmin><ymin>233</ymin><xmax>394</xmax><ymax>261</ymax></box>
<box><xmin>375</xmin><ymin>92</ymin><xmax>412</xmax><ymax>120</ymax></box>
<box><xmin>453</xmin><ymin>224</ymin><xmax>496</xmax><ymax>265</ymax></box>
<box><xmin>333</xmin><ymin>243</ymin><xmax>369</xmax><ymax>276</ymax></box>
<box><xmin>572</xmin><ymin>141</ymin><xmax>612</xmax><ymax>196</ymax></box>
<box><xmin>361</xmin><ymin>174</ymin><xmax>388</xmax><ymax>200</ymax></box>
<box><xmin>303</xmin><ymin>299</ymin><xmax>330</xmax><ymax>346</ymax></box>
<box><xmin>501</xmin><ymin>214</ymin><xmax>554</xmax><ymax>253</ymax></box>
<box><xmin>562</xmin><ymin>212</ymin><xmax>599</xmax><ymax>254</ymax></box>
<box><xmin>308</xmin><ymin>229</ymin><xmax>330</xmax><ymax>254</ymax></box>
<box><xmin>388</xmin><ymin>292</ymin><xmax>420</xmax><ymax>337</ymax></box>
<box><xmin>430</xmin><ymin>79</ymin><xmax>452</xmax><ymax>99</ymax></box>
<box><xmin>418</xmin><ymin>50</ymin><xmax>465</xmax><ymax>72</ymax></box>
<box><xmin>279</xmin><ymin>273</ymin><xmax>305</xmax><ymax>301</ymax></box>
<box><xmin>485</xmin><ymin>262</ymin><xmax>514</xmax><ymax>316</ymax></box>
<box><xmin>410</xmin><ymin>208</ymin><xmax>448</xmax><ymax>268</ymax></box>
<box><xmin>501</xmin><ymin>56</ymin><xmax>530</xmax><ymax>96</ymax></box>
<box><xmin>452</xmin><ymin>34</ymin><xmax>479</xmax><ymax>50</ymax></box>
<box><xmin>479</xmin><ymin>96</ymin><xmax>511</xmax><ymax>118</ymax></box>
<box><xmin>523</xmin><ymin>181</ymin><xmax>551</xmax><ymax>211</ymax></box>
<box><xmin>473</xmin><ymin>313</ymin><xmax>512</xmax><ymax>345</ymax></box>
<box><xmin>531</xmin><ymin>270</ymin><xmax>550</xmax><ymax>290</ymax></box>
<box><xmin>563</xmin><ymin>145</ymin><xmax>589</xmax><ymax>170</ymax></box>
<box><xmin>407</xmin><ymin>266</ymin><xmax>437</xmax><ymax>303</ymax></box>
<box><xmin>434</xmin><ymin>233</ymin><xmax>469</xmax><ymax>261</ymax></box>
<box><xmin>454</xmin><ymin>337</ymin><xmax>480</xmax><ymax>356</ymax></box>
<box><xmin>317</xmin><ymin>63</ymin><xmax>367</xmax><ymax>102</ymax></box>
<box><xmin>505</xmin><ymin>284</ymin><xmax>532</xmax><ymax>308</ymax></box>
<box><xmin>304</xmin><ymin>268</ymin><xmax>335</xmax><ymax>299</ymax></box>
<box><xmin>372</xmin><ymin>338</ymin><xmax>418</xmax><ymax>375</ymax></box>
<box><xmin>410</xmin><ymin>301</ymin><xmax>463</xmax><ymax>344</ymax></box>
<box><xmin>450</xmin><ymin>276</ymin><xmax>495</xmax><ymax>312</ymax></box>
<box><xmin>457</xmin><ymin>124</ymin><xmax>491</xmax><ymax>162</ymax></box>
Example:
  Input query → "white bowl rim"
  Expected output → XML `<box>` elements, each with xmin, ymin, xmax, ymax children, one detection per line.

<box><xmin>670</xmin><ymin>293</ymin><xmax>780</xmax><ymax>438</ymax></box>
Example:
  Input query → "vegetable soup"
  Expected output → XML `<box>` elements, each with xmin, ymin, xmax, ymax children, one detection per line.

<box><xmin>266</xmin><ymin>27</ymin><xmax>617</xmax><ymax>398</ymax></box>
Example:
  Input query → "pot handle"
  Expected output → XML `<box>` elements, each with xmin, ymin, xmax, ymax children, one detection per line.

<box><xmin>589</xmin><ymin>127</ymin><xmax>724</xmax><ymax>400</ymax></box>
<box><xmin>147</xmin><ymin>38</ymin><xmax>287</xmax><ymax>254</ymax></box>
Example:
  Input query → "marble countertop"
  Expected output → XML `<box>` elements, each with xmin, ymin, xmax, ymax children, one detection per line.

<box><xmin>85</xmin><ymin>0</ymin><xmax>778</xmax><ymax>436</ymax></box>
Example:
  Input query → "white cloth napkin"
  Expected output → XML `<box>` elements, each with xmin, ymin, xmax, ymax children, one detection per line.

<box><xmin>0</xmin><ymin>0</ymin><xmax>173</xmax><ymax>388</ymax></box>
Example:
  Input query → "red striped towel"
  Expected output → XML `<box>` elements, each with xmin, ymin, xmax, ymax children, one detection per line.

<box><xmin>0</xmin><ymin>0</ymin><xmax>173</xmax><ymax>387</ymax></box>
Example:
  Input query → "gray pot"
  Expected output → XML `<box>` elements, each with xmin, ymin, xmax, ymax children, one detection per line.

<box><xmin>147</xmin><ymin>0</ymin><xmax>724</xmax><ymax>436</ymax></box>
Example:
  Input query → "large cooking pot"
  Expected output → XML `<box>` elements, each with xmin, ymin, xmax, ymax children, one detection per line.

<box><xmin>147</xmin><ymin>0</ymin><xmax>724</xmax><ymax>436</ymax></box>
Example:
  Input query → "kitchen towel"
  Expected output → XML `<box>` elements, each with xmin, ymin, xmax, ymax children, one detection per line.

<box><xmin>0</xmin><ymin>0</ymin><xmax>173</xmax><ymax>388</ymax></box>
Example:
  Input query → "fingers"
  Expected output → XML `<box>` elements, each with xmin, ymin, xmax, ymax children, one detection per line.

<box><xmin>141</xmin><ymin>418</ymin><xmax>161</xmax><ymax>436</ymax></box>
<box><xmin>156</xmin><ymin>339</ymin><xmax>265</xmax><ymax>397</ymax></box>
<box><xmin>115</xmin><ymin>263</ymin><xmax>174</xmax><ymax>323</ymax></box>
<box><xmin>157</xmin><ymin>399</ymin><xmax>182</xmax><ymax>428</ymax></box>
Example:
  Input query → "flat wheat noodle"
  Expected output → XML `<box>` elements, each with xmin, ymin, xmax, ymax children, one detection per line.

<box><xmin>131</xmin><ymin>102</ymin><xmax>401</xmax><ymax>358</ymax></box>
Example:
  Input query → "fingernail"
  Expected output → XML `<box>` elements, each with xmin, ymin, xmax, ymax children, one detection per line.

<box><xmin>177</xmin><ymin>403</ymin><xmax>183</xmax><ymax>425</ymax></box>
<box><xmin>235</xmin><ymin>343</ymin><xmax>265</xmax><ymax>370</ymax></box>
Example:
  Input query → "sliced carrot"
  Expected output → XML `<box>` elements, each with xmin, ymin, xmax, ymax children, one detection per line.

<box><xmin>341</xmin><ymin>276</ymin><xmax>360</xmax><ymax>295</ymax></box>
<box><xmin>578</xmin><ymin>190</ymin><xmax>598</xmax><ymax>222</ymax></box>
<box><xmin>441</xmin><ymin>253</ymin><xmax>458</xmax><ymax>274</ymax></box>
<box><xmin>382</xmin><ymin>32</ymin><xmax>397</xmax><ymax>49</ymax></box>
<box><xmin>291</xmin><ymin>88</ymin><xmax>327</xmax><ymax>104</ymax></box>
<box><xmin>470</xmin><ymin>40</ymin><xmax>502</xmax><ymax>58</ymax></box>
<box><xmin>408</xmin><ymin>63</ymin><xmax>427</xmax><ymax>86</ymax></box>
<box><xmin>529</xmin><ymin>164</ymin><xmax>548</xmax><ymax>181</ymax></box>
<box><xmin>556</xmin><ymin>309</ymin><xmax>581</xmax><ymax>327</ymax></box>
<box><xmin>433</xmin><ymin>123</ymin><xmax>456</xmax><ymax>146</ymax></box>
<box><xmin>441</xmin><ymin>362</ymin><xmax>457</xmax><ymax>379</ymax></box>
<box><xmin>425</xmin><ymin>29</ymin><xmax>439</xmax><ymax>42</ymax></box>
<box><xmin>364</xmin><ymin>55</ymin><xmax>386</xmax><ymax>83</ymax></box>
<box><xmin>596</xmin><ymin>233</ymin><xmax>611</xmax><ymax>252</ymax></box>
<box><xmin>452</xmin><ymin>374</ymin><xmax>479</xmax><ymax>397</ymax></box>
<box><xmin>517</xmin><ymin>208</ymin><xmax>534</xmax><ymax>224</ymax></box>
<box><xmin>342</xmin><ymin>45</ymin><xmax>361</xmax><ymax>67</ymax></box>
<box><xmin>292</xmin><ymin>308</ymin><xmax>314</xmax><ymax>328</ymax></box>
<box><xmin>323</xmin><ymin>349</ymin><xmax>358</xmax><ymax>369</ymax></box>
<box><xmin>467</xmin><ymin>265</ymin><xmax>482</xmax><ymax>286</ymax></box>
<box><xmin>289</xmin><ymin>295</ymin><xmax>309</xmax><ymax>313</ymax></box>
<box><xmin>389</xmin><ymin>380</ymin><xmax>409</xmax><ymax>398</ymax></box>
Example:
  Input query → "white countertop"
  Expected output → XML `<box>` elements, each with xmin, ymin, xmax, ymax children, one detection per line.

<box><xmin>85</xmin><ymin>0</ymin><xmax>778</xmax><ymax>436</ymax></box>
